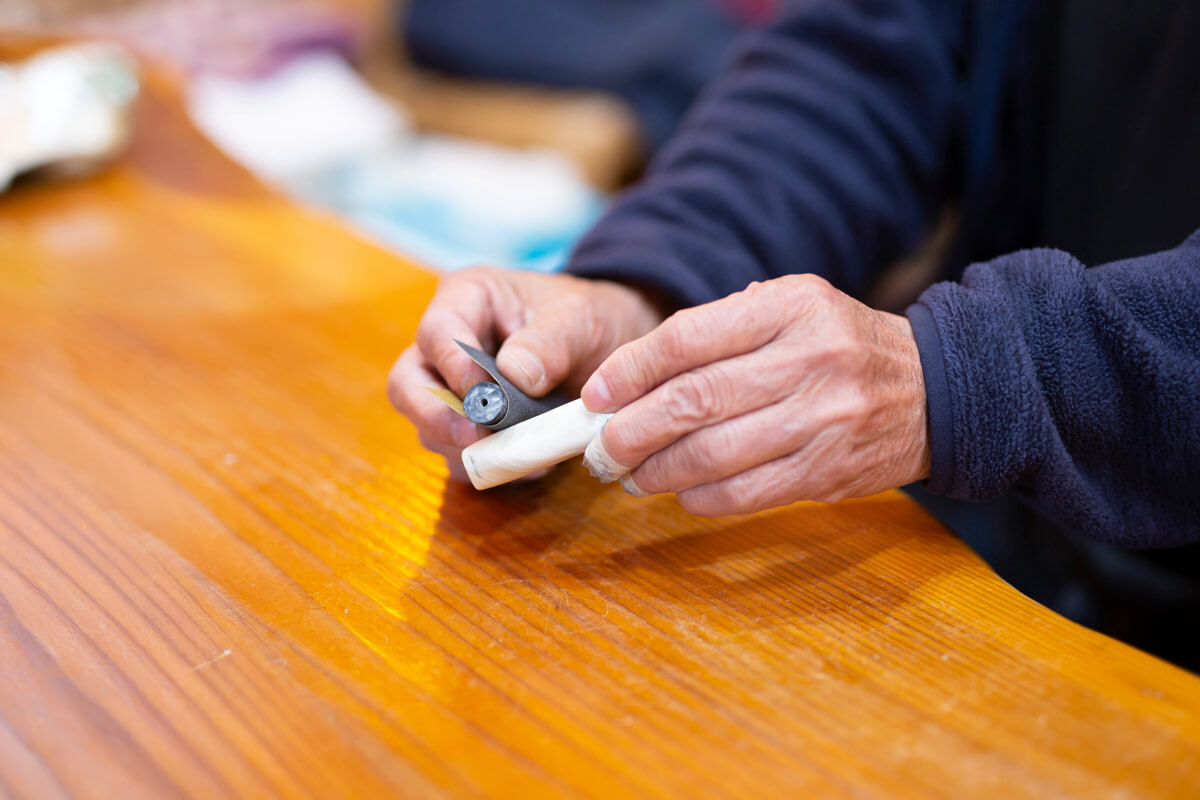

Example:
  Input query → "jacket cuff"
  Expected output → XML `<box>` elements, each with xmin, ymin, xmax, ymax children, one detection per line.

<box><xmin>905</xmin><ymin>301</ymin><xmax>954</xmax><ymax>495</ymax></box>
<box><xmin>565</xmin><ymin>219</ymin><xmax>755</xmax><ymax>310</ymax></box>
<box><xmin>565</xmin><ymin>246</ymin><xmax>710</xmax><ymax>311</ymax></box>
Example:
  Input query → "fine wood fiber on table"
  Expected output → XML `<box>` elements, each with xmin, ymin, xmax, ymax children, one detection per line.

<box><xmin>1</xmin><ymin>48</ymin><xmax>1199</xmax><ymax>800</ymax></box>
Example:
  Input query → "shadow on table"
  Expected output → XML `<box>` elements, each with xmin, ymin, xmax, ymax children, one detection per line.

<box><xmin>430</xmin><ymin>465</ymin><xmax>962</xmax><ymax>630</ymax></box>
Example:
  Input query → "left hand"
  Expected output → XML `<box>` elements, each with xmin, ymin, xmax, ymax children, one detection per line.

<box><xmin>580</xmin><ymin>274</ymin><xmax>931</xmax><ymax>516</ymax></box>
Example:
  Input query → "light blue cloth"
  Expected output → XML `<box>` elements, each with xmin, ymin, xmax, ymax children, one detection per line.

<box><xmin>289</xmin><ymin>137</ymin><xmax>605</xmax><ymax>273</ymax></box>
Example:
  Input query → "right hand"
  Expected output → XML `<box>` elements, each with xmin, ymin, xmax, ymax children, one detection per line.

<box><xmin>387</xmin><ymin>266</ymin><xmax>667</xmax><ymax>482</ymax></box>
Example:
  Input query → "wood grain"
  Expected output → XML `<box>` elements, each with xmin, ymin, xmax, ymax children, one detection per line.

<box><xmin>1</xmin><ymin>51</ymin><xmax>1199</xmax><ymax>799</ymax></box>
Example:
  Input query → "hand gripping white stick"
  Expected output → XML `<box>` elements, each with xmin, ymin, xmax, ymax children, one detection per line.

<box><xmin>461</xmin><ymin>399</ymin><xmax>611</xmax><ymax>490</ymax></box>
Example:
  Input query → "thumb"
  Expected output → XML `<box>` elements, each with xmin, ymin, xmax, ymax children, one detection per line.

<box><xmin>496</xmin><ymin>300</ymin><xmax>600</xmax><ymax>397</ymax></box>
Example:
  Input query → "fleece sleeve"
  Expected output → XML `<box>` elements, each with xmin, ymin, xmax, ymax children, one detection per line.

<box><xmin>565</xmin><ymin>0</ymin><xmax>965</xmax><ymax>308</ymax></box>
<box><xmin>906</xmin><ymin>230</ymin><xmax>1200</xmax><ymax>549</ymax></box>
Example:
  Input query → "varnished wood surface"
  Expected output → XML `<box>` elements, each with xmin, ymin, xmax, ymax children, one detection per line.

<box><xmin>2</xmin><ymin>52</ymin><xmax>1200</xmax><ymax>800</ymax></box>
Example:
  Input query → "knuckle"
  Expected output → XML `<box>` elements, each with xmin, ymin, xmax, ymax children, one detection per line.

<box><xmin>778</xmin><ymin>274</ymin><xmax>837</xmax><ymax>314</ymax></box>
<box><xmin>602</xmin><ymin>415</ymin><xmax>643</xmax><ymax>467</ymax></box>
<box><xmin>715</xmin><ymin>482</ymin><xmax>759</xmax><ymax>516</ymax></box>
<box><xmin>820</xmin><ymin>487</ymin><xmax>852</xmax><ymax>504</ymax></box>
<box><xmin>805</xmin><ymin>474</ymin><xmax>847</xmax><ymax>503</ymax></box>
<box><xmin>730</xmin><ymin>498</ymin><xmax>758</xmax><ymax>516</ymax></box>
<box><xmin>411</xmin><ymin>403</ymin><xmax>452</xmax><ymax>440</ymax></box>
<box><xmin>415</xmin><ymin>308</ymin><xmax>454</xmax><ymax>351</ymax></box>
<box><xmin>724</xmin><ymin>486</ymin><xmax>760</xmax><ymax>516</ymax></box>
<box><xmin>558</xmin><ymin>290</ymin><xmax>592</xmax><ymax>318</ymax></box>
<box><xmin>393</xmin><ymin>392</ymin><xmax>460</xmax><ymax>449</ymax></box>
<box><xmin>728</xmin><ymin>469</ymin><xmax>786</xmax><ymax>514</ymax></box>
<box><xmin>631</xmin><ymin>457</ymin><xmax>666</xmax><ymax>494</ymax></box>
<box><xmin>665</xmin><ymin>368</ymin><xmax>729</xmax><ymax>425</ymax></box>
<box><xmin>675</xmin><ymin>436</ymin><xmax>715</xmax><ymax>481</ymax></box>
<box><xmin>615</xmin><ymin>344</ymin><xmax>658</xmax><ymax>397</ymax></box>
<box><xmin>417</xmin><ymin>432</ymin><xmax>454</xmax><ymax>457</ymax></box>
<box><xmin>573</xmin><ymin>295</ymin><xmax>606</xmax><ymax>350</ymax></box>
<box><xmin>742</xmin><ymin>279</ymin><xmax>787</xmax><ymax>317</ymax></box>
<box><xmin>659</xmin><ymin>309</ymin><xmax>701</xmax><ymax>363</ymax></box>
<box><xmin>741</xmin><ymin>280</ymin><xmax>769</xmax><ymax>302</ymax></box>
<box><xmin>706</xmin><ymin>421</ymin><xmax>745</xmax><ymax>463</ymax></box>
<box><xmin>788</xmin><ymin>272</ymin><xmax>832</xmax><ymax>297</ymax></box>
<box><xmin>742</xmin><ymin>283</ymin><xmax>797</xmax><ymax>340</ymax></box>
<box><xmin>509</xmin><ymin>323</ymin><xmax>551</xmax><ymax>357</ymax></box>
<box><xmin>642</xmin><ymin>439</ymin><xmax>704</xmax><ymax>494</ymax></box>
<box><xmin>678</xmin><ymin>490</ymin><xmax>717</xmax><ymax>517</ymax></box>
<box><xmin>455</xmin><ymin>264</ymin><xmax>493</xmax><ymax>283</ymax></box>
<box><xmin>386</xmin><ymin>353</ymin><xmax>418</xmax><ymax>411</ymax></box>
<box><xmin>386</xmin><ymin>372</ymin><xmax>407</xmax><ymax>413</ymax></box>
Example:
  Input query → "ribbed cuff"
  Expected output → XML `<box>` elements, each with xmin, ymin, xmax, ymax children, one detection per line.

<box><xmin>906</xmin><ymin>301</ymin><xmax>954</xmax><ymax>495</ymax></box>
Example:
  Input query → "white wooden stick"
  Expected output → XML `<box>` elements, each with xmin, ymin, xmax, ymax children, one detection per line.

<box><xmin>461</xmin><ymin>399</ymin><xmax>611</xmax><ymax>490</ymax></box>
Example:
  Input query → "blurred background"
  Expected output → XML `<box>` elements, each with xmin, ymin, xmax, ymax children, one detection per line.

<box><xmin>1</xmin><ymin>0</ymin><xmax>776</xmax><ymax>273</ymax></box>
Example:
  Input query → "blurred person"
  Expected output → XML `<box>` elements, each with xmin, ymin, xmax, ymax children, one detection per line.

<box><xmin>389</xmin><ymin>1</ymin><xmax>1200</xmax><ymax>665</ymax></box>
<box><xmin>403</xmin><ymin>0</ymin><xmax>769</xmax><ymax>153</ymax></box>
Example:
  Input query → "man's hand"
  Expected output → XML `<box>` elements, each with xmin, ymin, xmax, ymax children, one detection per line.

<box><xmin>580</xmin><ymin>274</ymin><xmax>931</xmax><ymax>515</ymax></box>
<box><xmin>388</xmin><ymin>266</ymin><xmax>665</xmax><ymax>481</ymax></box>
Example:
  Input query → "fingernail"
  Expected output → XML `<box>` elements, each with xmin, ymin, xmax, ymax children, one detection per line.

<box><xmin>500</xmin><ymin>347</ymin><xmax>544</xmax><ymax>392</ymax></box>
<box><xmin>451</xmin><ymin>417</ymin><xmax>479</xmax><ymax>448</ymax></box>
<box><xmin>620</xmin><ymin>473</ymin><xmax>650</xmax><ymax>498</ymax></box>
<box><xmin>582</xmin><ymin>433</ymin><xmax>633</xmax><ymax>483</ymax></box>
<box><xmin>583</xmin><ymin>375</ymin><xmax>613</xmax><ymax>412</ymax></box>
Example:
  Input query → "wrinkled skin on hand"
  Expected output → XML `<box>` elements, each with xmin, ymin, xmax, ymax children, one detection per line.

<box><xmin>581</xmin><ymin>274</ymin><xmax>931</xmax><ymax>516</ymax></box>
<box><xmin>388</xmin><ymin>266</ymin><xmax>665</xmax><ymax>482</ymax></box>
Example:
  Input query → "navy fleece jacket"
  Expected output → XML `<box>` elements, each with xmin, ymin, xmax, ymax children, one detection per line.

<box><xmin>566</xmin><ymin>0</ymin><xmax>1200</xmax><ymax>548</ymax></box>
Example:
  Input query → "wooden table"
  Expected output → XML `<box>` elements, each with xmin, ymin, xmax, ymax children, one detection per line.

<box><xmin>2</xmin><ymin>58</ymin><xmax>1199</xmax><ymax>800</ymax></box>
